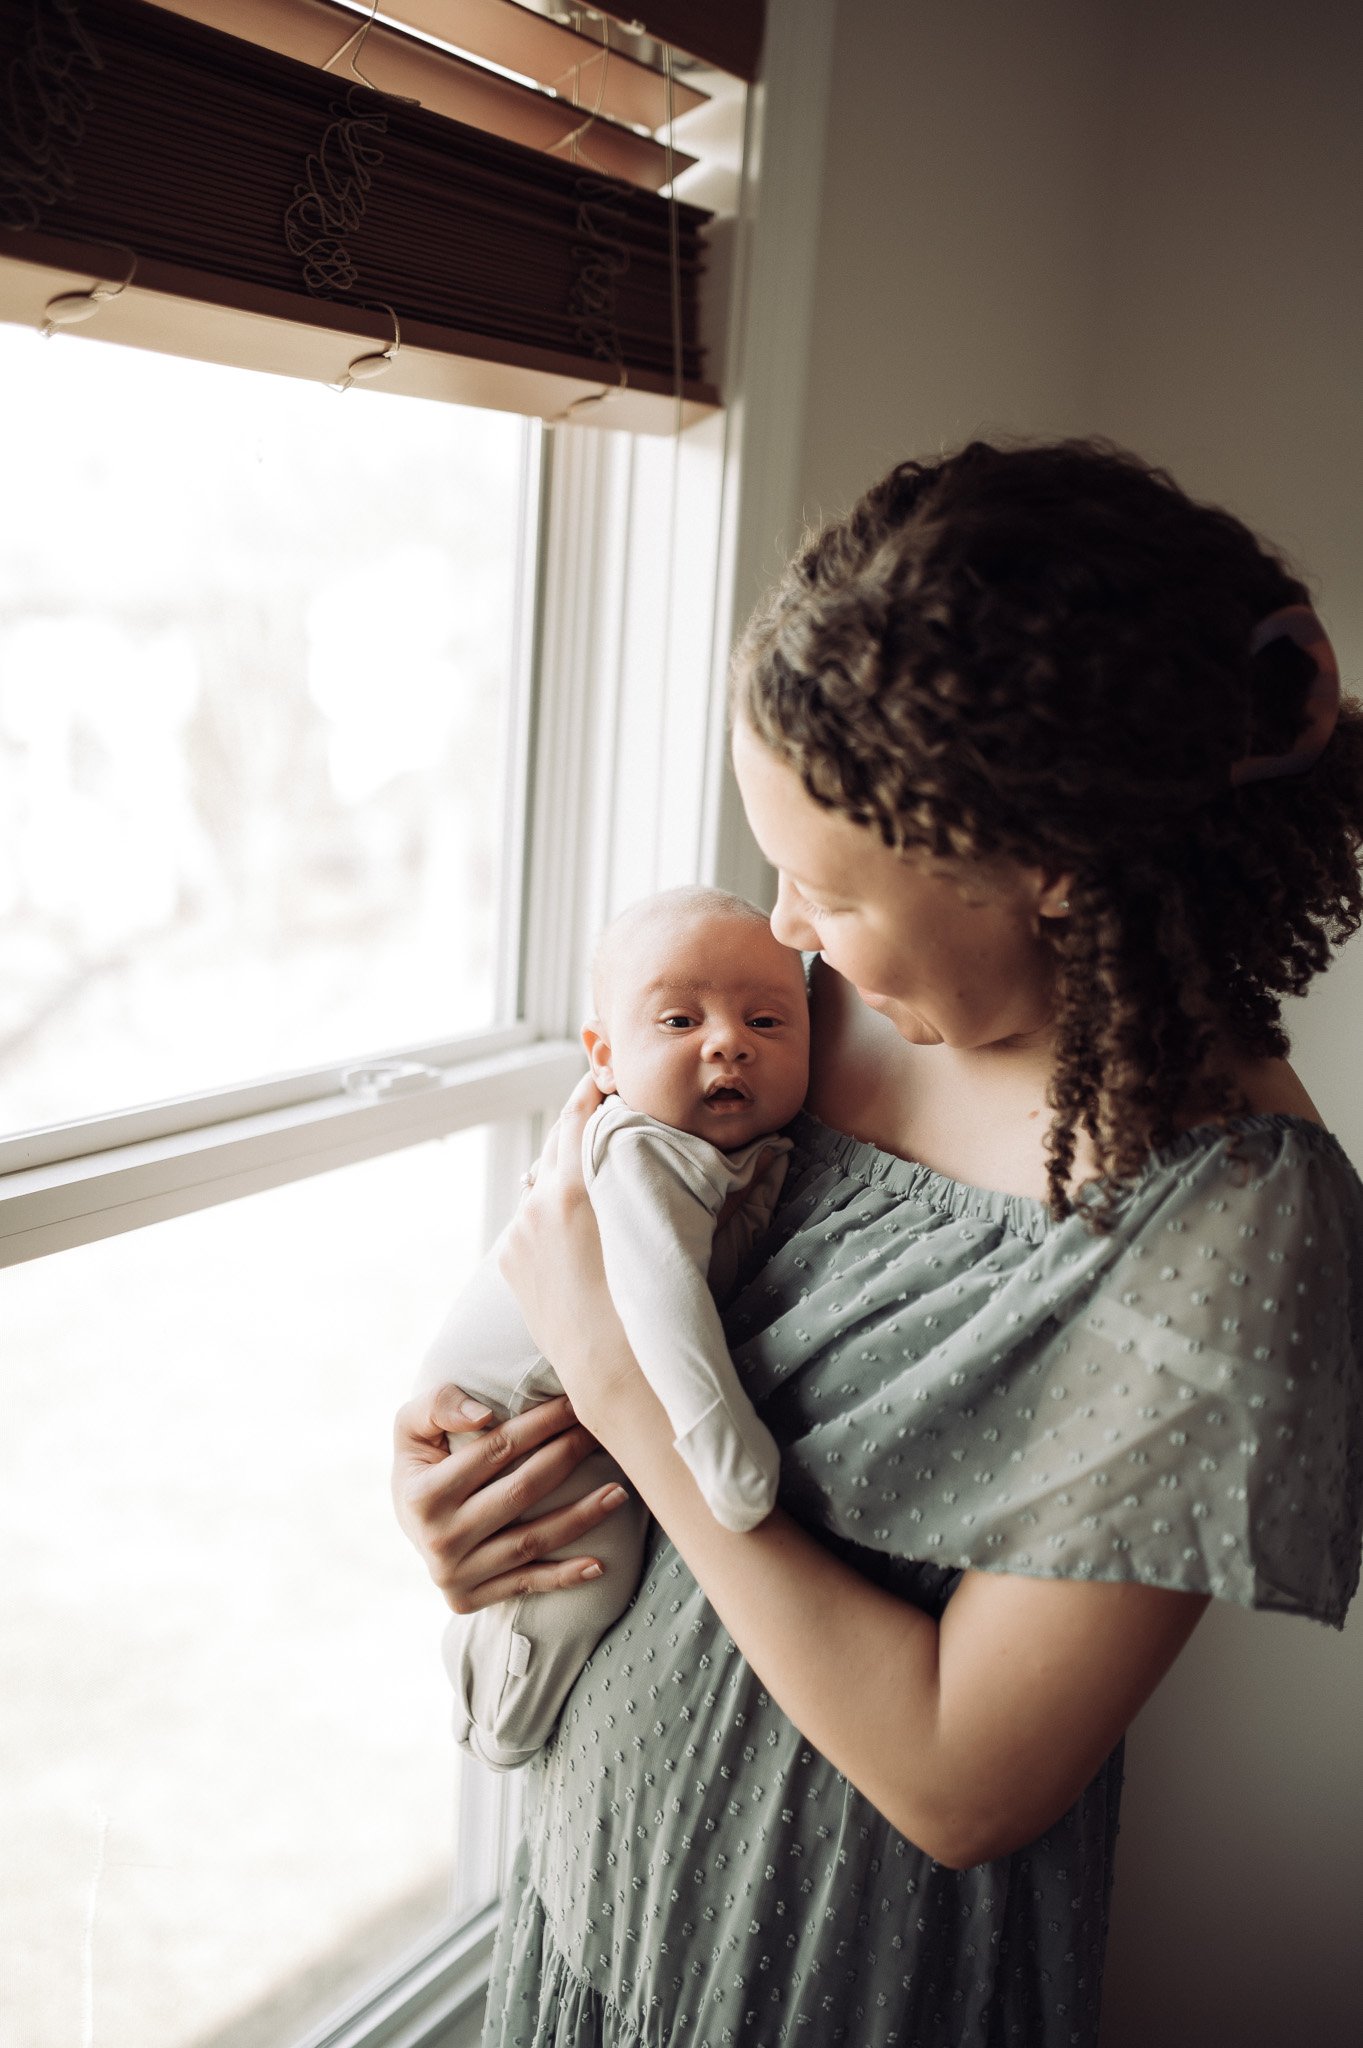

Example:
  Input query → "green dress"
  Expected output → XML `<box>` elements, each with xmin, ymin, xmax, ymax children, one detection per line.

<box><xmin>482</xmin><ymin>1112</ymin><xmax>1363</xmax><ymax>2048</ymax></box>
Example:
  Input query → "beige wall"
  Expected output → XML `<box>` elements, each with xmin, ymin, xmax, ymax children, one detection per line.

<box><xmin>784</xmin><ymin>2</ymin><xmax>1363</xmax><ymax>2042</ymax></box>
<box><xmin>796</xmin><ymin>0</ymin><xmax>1110</xmax><ymax>512</ymax></box>
<box><xmin>1085</xmin><ymin>7</ymin><xmax>1363</xmax><ymax>2042</ymax></box>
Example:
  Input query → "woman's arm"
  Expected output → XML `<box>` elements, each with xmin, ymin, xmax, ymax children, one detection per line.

<box><xmin>501</xmin><ymin>1080</ymin><xmax>1209</xmax><ymax>1871</ymax></box>
<box><xmin>527</xmin><ymin>1317</ymin><xmax>1207</xmax><ymax>1869</ymax></box>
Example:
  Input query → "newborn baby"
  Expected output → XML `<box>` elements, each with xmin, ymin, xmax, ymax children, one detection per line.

<box><xmin>417</xmin><ymin>885</ymin><xmax>810</xmax><ymax>1770</ymax></box>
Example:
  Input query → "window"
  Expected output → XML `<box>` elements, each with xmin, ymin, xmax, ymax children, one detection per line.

<box><xmin>0</xmin><ymin>324</ymin><xmax>569</xmax><ymax>2048</ymax></box>
<box><xmin>0</xmin><ymin>294</ymin><xmax>748</xmax><ymax>2046</ymax></box>
<box><xmin>5</xmin><ymin>1134</ymin><xmax>492</xmax><ymax>2048</ymax></box>
<box><xmin>0</xmin><ymin>324</ymin><xmax>523</xmax><ymax>1135</ymax></box>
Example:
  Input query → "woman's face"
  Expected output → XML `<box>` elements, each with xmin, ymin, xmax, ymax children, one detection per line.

<box><xmin>731</xmin><ymin>717</ymin><xmax>1065</xmax><ymax>1052</ymax></box>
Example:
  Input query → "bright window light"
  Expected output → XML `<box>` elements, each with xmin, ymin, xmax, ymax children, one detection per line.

<box><xmin>1</xmin><ymin>1133</ymin><xmax>490</xmax><ymax>2048</ymax></box>
<box><xmin>0</xmin><ymin>326</ymin><xmax>525</xmax><ymax>1137</ymax></box>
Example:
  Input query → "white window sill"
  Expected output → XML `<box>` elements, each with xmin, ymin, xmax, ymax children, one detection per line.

<box><xmin>0</xmin><ymin>1038</ymin><xmax>582</xmax><ymax>1267</ymax></box>
<box><xmin>293</xmin><ymin>1904</ymin><xmax>499</xmax><ymax>2048</ymax></box>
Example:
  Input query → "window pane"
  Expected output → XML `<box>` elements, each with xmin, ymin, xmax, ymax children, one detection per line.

<box><xmin>0</xmin><ymin>324</ymin><xmax>526</xmax><ymax>1137</ymax></box>
<box><xmin>2</xmin><ymin>1137</ymin><xmax>490</xmax><ymax>2048</ymax></box>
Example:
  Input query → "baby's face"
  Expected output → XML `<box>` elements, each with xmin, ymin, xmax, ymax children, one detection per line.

<box><xmin>586</xmin><ymin>910</ymin><xmax>810</xmax><ymax>1150</ymax></box>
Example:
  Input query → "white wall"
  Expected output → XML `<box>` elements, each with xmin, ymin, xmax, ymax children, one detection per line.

<box><xmin>773</xmin><ymin>2</ymin><xmax>1363</xmax><ymax>2042</ymax></box>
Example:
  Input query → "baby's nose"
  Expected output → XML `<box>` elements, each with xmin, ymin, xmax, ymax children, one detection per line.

<box><xmin>703</xmin><ymin>1018</ymin><xmax>749</xmax><ymax>1057</ymax></box>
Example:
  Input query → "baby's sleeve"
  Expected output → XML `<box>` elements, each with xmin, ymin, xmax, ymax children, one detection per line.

<box><xmin>587</xmin><ymin>1126</ymin><xmax>781</xmax><ymax>1532</ymax></box>
<box><xmin>413</xmin><ymin>1225</ymin><xmax>558</xmax><ymax>1416</ymax></box>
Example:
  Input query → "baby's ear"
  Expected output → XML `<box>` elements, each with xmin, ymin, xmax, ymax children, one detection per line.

<box><xmin>580</xmin><ymin>1021</ymin><xmax>617</xmax><ymax>1094</ymax></box>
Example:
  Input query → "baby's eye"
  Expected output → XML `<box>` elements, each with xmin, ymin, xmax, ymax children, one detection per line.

<box><xmin>747</xmin><ymin>1014</ymin><xmax>782</xmax><ymax>1031</ymax></box>
<box><xmin>658</xmin><ymin>1013</ymin><xmax>696</xmax><ymax>1030</ymax></box>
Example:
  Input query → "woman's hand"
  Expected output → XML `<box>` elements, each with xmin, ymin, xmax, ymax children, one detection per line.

<box><xmin>390</xmin><ymin>1383</ymin><xmax>629</xmax><ymax>1613</ymax></box>
<box><xmin>498</xmin><ymin>1074</ymin><xmax>643</xmax><ymax>1434</ymax></box>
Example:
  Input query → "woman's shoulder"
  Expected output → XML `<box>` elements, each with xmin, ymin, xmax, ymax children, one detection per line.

<box><xmin>1119</xmin><ymin>1104</ymin><xmax>1359</xmax><ymax>1230</ymax></box>
<box><xmin>1221</xmin><ymin>1051</ymin><xmax>1325</xmax><ymax>1127</ymax></box>
<box><xmin>804</xmin><ymin>956</ymin><xmax>1344</xmax><ymax>1210</ymax></box>
<box><xmin>1124</xmin><ymin>1059</ymin><xmax>1356</xmax><ymax>1238</ymax></box>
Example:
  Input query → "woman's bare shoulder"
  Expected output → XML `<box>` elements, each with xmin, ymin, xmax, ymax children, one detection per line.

<box><xmin>1205</xmin><ymin>1053</ymin><xmax>1325</xmax><ymax>1129</ymax></box>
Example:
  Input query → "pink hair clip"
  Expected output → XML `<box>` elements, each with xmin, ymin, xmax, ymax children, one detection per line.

<box><xmin>1231</xmin><ymin>604</ymin><xmax>1341</xmax><ymax>786</ymax></box>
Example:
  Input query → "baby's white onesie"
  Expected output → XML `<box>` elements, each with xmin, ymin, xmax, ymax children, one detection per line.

<box><xmin>417</xmin><ymin>1094</ymin><xmax>790</xmax><ymax>1771</ymax></box>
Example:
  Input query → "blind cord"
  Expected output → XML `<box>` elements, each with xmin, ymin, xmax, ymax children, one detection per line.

<box><xmin>0</xmin><ymin>0</ymin><xmax>102</xmax><ymax>232</ymax></box>
<box><xmin>662</xmin><ymin>43</ymin><xmax>684</xmax><ymax>441</ymax></box>
<box><xmin>548</xmin><ymin>9</ymin><xmax>612</xmax><ymax>174</ymax></box>
<box><xmin>289</xmin><ymin>1</ymin><xmax>414</xmax><ymax>393</ymax></box>
<box><xmin>551</xmin><ymin>14</ymin><xmax>685</xmax><ymax>427</ymax></box>
<box><xmin>320</xmin><ymin>0</ymin><xmax>382</xmax><ymax>91</ymax></box>
<box><xmin>649</xmin><ymin>38</ymin><xmax>685</xmax><ymax>890</ymax></box>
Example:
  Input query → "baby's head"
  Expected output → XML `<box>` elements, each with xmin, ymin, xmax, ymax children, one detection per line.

<box><xmin>583</xmin><ymin>887</ymin><xmax>810</xmax><ymax>1151</ymax></box>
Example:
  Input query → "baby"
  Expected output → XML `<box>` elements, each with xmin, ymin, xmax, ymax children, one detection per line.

<box><xmin>417</xmin><ymin>885</ymin><xmax>810</xmax><ymax>1770</ymax></box>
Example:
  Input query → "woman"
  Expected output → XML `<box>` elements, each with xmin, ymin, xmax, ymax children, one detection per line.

<box><xmin>393</xmin><ymin>438</ymin><xmax>1363</xmax><ymax>2045</ymax></box>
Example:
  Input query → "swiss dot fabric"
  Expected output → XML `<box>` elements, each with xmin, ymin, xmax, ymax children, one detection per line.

<box><xmin>482</xmin><ymin>1112</ymin><xmax>1363</xmax><ymax>2048</ymax></box>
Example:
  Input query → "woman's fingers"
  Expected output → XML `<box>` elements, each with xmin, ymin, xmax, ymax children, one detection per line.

<box><xmin>439</xmin><ymin>1417</ymin><xmax>603</xmax><ymax>1550</ymax></box>
<box><xmin>439</xmin><ymin>1386</ymin><xmax>497</xmax><ymax>1432</ymax></box>
<box><xmin>394</xmin><ymin>1390</ymin><xmax>575</xmax><ymax>1555</ymax></box>
<box><xmin>393</xmin><ymin>1379</ymin><xmax>494</xmax><ymax>1459</ymax></box>
<box><xmin>413</xmin><ymin>1394</ymin><xmax>586</xmax><ymax>1509</ymax></box>
<box><xmin>402</xmin><ymin>1392</ymin><xmax>625</xmax><ymax>1609</ymax></box>
<box><xmin>392</xmin><ymin>1183</ymin><xmax>621</xmax><ymax>1607</ymax></box>
<box><xmin>446</xmin><ymin>1480</ymin><xmax>632</xmax><ymax>1614</ymax></box>
<box><xmin>523</xmin><ymin>1073</ymin><xmax>602</xmax><ymax>1194</ymax></box>
<box><xmin>427</xmin><ymin>1435</ymin><xmax>626</xmax><ymax>1608</ymax></box>
<box><xmin>530</xmin><ymin>1106</ymin><xmax>565</xmax><ymax>1184</ymax></box>
<box><xmin>391</xmin><ymin>1381</ymin><xmax>502</xmax><ymax>1552</ymax></box>
<box><xmin>546</xmin><ymin>1075</ymin><xmax>602</xmax><ymax>1171</ymax></box>
<box><xmin>567</xmin><ymin>1069</ymin><xmax>604</xmax><ymax>1118</ymax></box>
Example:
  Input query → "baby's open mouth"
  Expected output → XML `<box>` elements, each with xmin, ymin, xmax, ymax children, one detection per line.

<box><xmin>704</xmin><ymin>1080</ymin><xmax>752</xmax><ymax>1105</ymax></box>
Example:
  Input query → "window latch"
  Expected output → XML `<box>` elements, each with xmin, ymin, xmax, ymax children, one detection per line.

<box><xmin>341</xmin><ymin>1060</ymin><xmax>445</xmax><ymax>1099</ymax></box>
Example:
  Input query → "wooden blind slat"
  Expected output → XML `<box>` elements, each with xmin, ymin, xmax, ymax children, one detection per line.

<box><xmin>156</xmin><ymin>0</ymin><xmax>695</xmax><ymax>192</ymax></box>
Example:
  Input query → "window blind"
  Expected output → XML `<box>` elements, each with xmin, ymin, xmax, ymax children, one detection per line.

<box><xmin>0</xmin><ymin>0</ymin><xmax>753</xmax><ymax>428</ymax></box>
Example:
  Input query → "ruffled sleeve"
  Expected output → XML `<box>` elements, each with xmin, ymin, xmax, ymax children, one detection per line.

<box><xmin>729</xmin><ymin>1115</ymin><xmax>1363</xmax><ymax>1627</ymax></box>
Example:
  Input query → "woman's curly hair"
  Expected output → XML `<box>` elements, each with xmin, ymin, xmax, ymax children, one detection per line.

<box><xmin>733</xmin><ymin>435</ymin><xmax>1363</xmax><ymax>1230</ymax></box>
